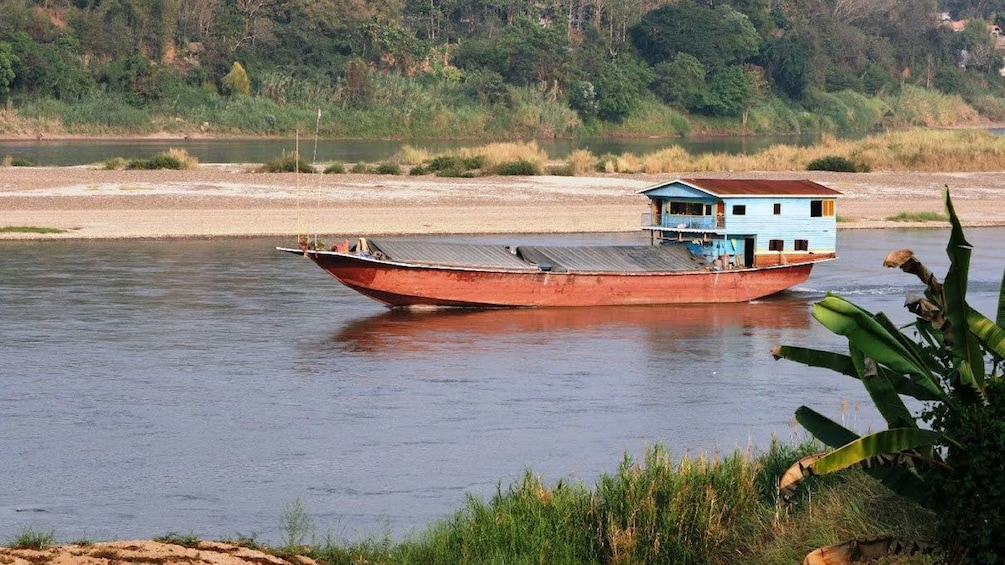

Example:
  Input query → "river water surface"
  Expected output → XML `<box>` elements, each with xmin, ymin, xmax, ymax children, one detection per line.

<box><xmin>1</xmin><ymin>228</ymin><xmax>1002</xmax><ymax>543</ymax></box>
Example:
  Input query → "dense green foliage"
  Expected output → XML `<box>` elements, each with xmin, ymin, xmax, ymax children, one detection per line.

<box><xmin>806</xmin><ymin>155</ymin><xmax>869</xmax><ymax>172</ymax></box>
<box><xmin>0</xmin><ymin>0</ymin><xmax>1003</xmax><ymax>137</ymax></box>
<box><xmin>776</xmin><ymin>190</ymin><xmax>1005</xmax><ymax>562</ymax></box>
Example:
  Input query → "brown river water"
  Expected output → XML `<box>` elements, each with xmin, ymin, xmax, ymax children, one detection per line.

<box><xmin>1</xmin><ymin>228</ymin><xmax>1002</xmax><ymax>543</ymax></box>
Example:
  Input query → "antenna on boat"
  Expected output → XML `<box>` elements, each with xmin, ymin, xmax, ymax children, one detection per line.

<box><xmin>312</xmin><ymin>107</ymin><xmax>322</xmax><ymax>251</ymax></box>
<box><xmin>295</xmin><ymin>129</ymin><xmax>301</xmax><ymax>248</ymax></box>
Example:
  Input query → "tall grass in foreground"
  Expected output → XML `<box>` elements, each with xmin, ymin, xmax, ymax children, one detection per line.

<box><xmin>305</xmin><ymin>441</ymin><xmax>936</xmax><ymax>565</ymax></box>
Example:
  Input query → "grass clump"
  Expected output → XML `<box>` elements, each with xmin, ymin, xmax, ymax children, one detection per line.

<box><xmin>496</xmin><ymin>159</ymin><xmax>540</xmax><ymax>176</ymax></box>
<box><xmin>374</xmin><ymin>162</ymin><xmax>402</xmax><ymax>175</ymax></box>
<box><xmin>565</xmin><ymin>149</ymin><xmax>596</xmax><ymax>175</ymax></box>
<box><xmin>886</xmin><ymin>211</ymin><xmax>949</xmax><ymax>222</ymax></box>
<box><xmin>103</xmin><ymin>157</ymin><xmax>127</xmax><ymax>170</ymax></box>
<box><xmin>126</xmin><ymin>148</ymin><xmax>198</xmax><ymax>170</ymax></box>
<box><xmin>806</xmin><ymin>155</ymin><xmax>870</xmax><ymax>172</ymax></box>
<box><xmin>258</xmin><ymin>152</ymin><xmax>314</xmax><ymax>173</ymax></box>
<box><xmin>0</xmin><ymin>226</ymin><xmax>66</xmax><ymax>234</ymax></box>
<box><xmin>349</xmin><ymin>162</ymin><xmax>370</xmax><ymax>174</ymax></box>
<box><xmin>153</xmin><ymin>531</ymin><xmax>201</xmax><ymax>548</ymax></box>
<box><xmin>7</xmin><ymin>527</ymin><xmax>56</xmax><ymax>550</ymax></box>
<box><xmin>1</xmin><ymin>155</ymin><xmax>33</xmax><ymax>167</ymax></box>
<box><xmin>423</xmin><ymin>153</ymin><xmax>485</xmax><ymax>177</ymax></box>
<box><xmin>300</xmin><ymin>440</ymin><xmax>934</xmax><ymax>564</ymax></box>
<box><xmin>458</xmin><ymin>141</ymin><xmax>546</xmax><ymax>174</ymax></box>
<box><xmin>323</xmin><ymin>161</ymin><xmax>345</xmax><ymax>174</ymax></box>
<box><xmin>547</xmin><ymin>164</ymin><xmax>575</xmax><ymax>176</ymax></box>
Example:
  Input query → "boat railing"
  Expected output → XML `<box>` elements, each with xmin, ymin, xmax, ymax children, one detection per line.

<box><xmin>642</xmin><ymin>213</ymin><xmax>723</xmax><ymax>230</ymax></box>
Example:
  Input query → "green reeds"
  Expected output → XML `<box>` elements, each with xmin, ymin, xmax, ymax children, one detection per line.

<box><xmin>0</xmin><ymin>225</ymin><xmax>66</xmax><ymax>233</ymax></box>
<box><xmin>886</xmin><ymin>211</ymin><xmax>949</xmax><ymax>222</ymax></box>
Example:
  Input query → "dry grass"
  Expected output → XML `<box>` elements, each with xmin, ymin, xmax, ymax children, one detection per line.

<box><xmin>394</xmin><ymin>145</ymin><xmax>432</xmax><ymax>165</ymax></box>
<box><xmin>565</xmin><ymin>149</ymin><xmax>597</xmax><ymax>175</ymax></box>
<box><xmin>623</xmin><ymin>129</ymin><xmax>1005</xmax><ymax>174</ymax></box>
<box><xmin>163</xmin><ymin>148</ymin><xmax>199</xmax><ymax>169</ymax></box>
<box><xmin>458</xmin><ymin>141</ymin><xmax>549</xmax><ymax>171</ymax></box>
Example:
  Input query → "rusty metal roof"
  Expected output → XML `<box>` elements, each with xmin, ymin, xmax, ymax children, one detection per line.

<box><xmin>517</xmin><ymin>245</ymin><xmax>705</xmax><ymax>273</ymax></box>
<box><xmin>365</xmin><ymin>239</ymin><xmax>707</xmax><ymax>273</ymax></box>
<box><xmin>367</xmin><ymin>239</ymin><xmax>533</xmax><ymax>269</ymax></box>
<box><xmin>679</xmin><ymin>178</ymin><xmax>841</xmax><ymax>197</ymax></box>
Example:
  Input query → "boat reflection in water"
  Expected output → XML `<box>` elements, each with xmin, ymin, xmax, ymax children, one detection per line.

<box><xmin>332</xmin><ymin>296</ymin><xmax>813</xmax><ymax>355</ymax></box>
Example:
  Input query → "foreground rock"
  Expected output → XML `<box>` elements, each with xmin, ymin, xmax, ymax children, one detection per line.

<box><xmin>0</xmin><ymin>540</ymin><xmax>317</xmax><ymax>565</ymax></box>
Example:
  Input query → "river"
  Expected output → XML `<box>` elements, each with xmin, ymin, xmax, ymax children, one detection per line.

<box><xmin>0</xmin><ymin>134</ymin><xmax>837</xmax><ymax>167</ymax></box>
<box><xmin>1</xmin><ymin>228</ymin><xmax>1002</xmax><ymax>544</ymax></box>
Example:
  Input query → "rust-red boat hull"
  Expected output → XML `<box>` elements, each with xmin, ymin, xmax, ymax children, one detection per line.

<box><xmin>292</xmin><ymin>250</ymin><xmax>820</xmax><ymax>307</ymax></box>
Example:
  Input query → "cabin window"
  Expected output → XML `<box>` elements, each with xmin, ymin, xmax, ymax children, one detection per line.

<box><xmin>669</xmin><ymin>201</ymin><xmax>709</xmax><ymax>216</ymax></box>
<box><xmin>769</xmin><ymin>239</ymin><xmax>784</xmax><ymax>251</ymax></box>
<box><xmin>810</xmin><ymin>199</ymin><xmax>835</xmax><ymax>217</ymax></box>
<box><xmin>732</xmin><ymin>205</ymin><xmax>746</xmax><ymax>215</ymax></box>
<box><xmin>773</xmin><ymin>203</ymin><xmax>781</xmax><ymax>215</ymax></box>
<box><xmin>794</xmin><ymin>239</ymin><xmax>809</xmax><ymax>251</ymax></box>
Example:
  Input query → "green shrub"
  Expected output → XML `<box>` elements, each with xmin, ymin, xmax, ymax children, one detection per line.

<box><xmin>374</xmin><ymin>162</ymin><xmax>402</xmax><ymax>175</ymax></box>
<box><xmin>806</xmin><ymin>155</ymin><xmax>869</xmax><ymax>172</ymax></box>
<box><xmin>154</xmin><ymin>531</ymin><xmax>201</xmax><ymax>548</ymax></box>
<box><xmin>1</xmin><ymin>155</ymin><xmax>33</xmax><ymax>167</ymax></box>
<box><xmin>408</xmin><ymin>164</ymin><xmax>429</xmax><ymax>175</ymax></box>
<box><xmin>103</xmin><ymin>157</ymin><xmax>127</xmax><ymax>170</ymax></box>
<box><xmin>323</xmin><ymin>161</ymin><xmax>345</xmax><ymax>174</ymax></box>
<box><xmin>258</xmin><ymin>153</ymin><xmax>315</xmax><ymax>173</ymax></box>
<box><xmin>547</xmin><ymin>164</ymin><xmax>575</xmax><ymax>176</ymax></box>
<box><xmin>885</xmin><ymin>211</ymin><xmax>948</xmax><ymax>222</ymax></box>
<box><xmin>496</xmin><ymin>159</ymin><xmax>539</xmax><ymax>175</ymax></box>
<box><xmin>126</xmin><ymin>154</ymin><xmax>184</xmax><ymax>170</ymax></box>
<box><xmin>435</xmin><ymin>167</ymin><xmax>476</xmax><ymax>178</ymax></box>
<box><xmin>427</xmin><ymin>155</ymin><xmax>465</xmax><ymax>171</ymax></box>
<box><xmin>349</xmin><ymin>162</ymin><xmax>370</xmax><ymax>174</ymax></box>
<box><xmin>8</xmin><ymin>526</ymin><xmax>56</xmax><ymax>550</ymax></box>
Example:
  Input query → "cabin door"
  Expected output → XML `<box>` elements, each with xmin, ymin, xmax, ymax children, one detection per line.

<box><xmin>743</xmin><ymin>237</ymin><xmax>755</xmax><ymax>268</ymax></box>
<box><xmin>716</xmin><ymin>202</ymin><xmax>725</xmax><ymax>228</ymax></box>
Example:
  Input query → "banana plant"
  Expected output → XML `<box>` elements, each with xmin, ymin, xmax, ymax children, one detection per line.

<box><xmin>773</xmin><ymin>189</ymin><xmax>1005</xmax><ymax>558</ymax></box>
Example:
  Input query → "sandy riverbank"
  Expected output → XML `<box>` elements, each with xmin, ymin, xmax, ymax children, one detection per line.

<box><xmin>2</xmin><ymin>166</ymin><xmax>1004</xmax><ymax>240</ymax></box>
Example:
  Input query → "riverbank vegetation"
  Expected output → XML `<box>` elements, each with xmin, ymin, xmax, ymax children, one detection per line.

<box><xmin>4</xmin><ymin>441</ymin><xmax>938</xmax><ymax>564</ymax></box>
<box><xmin>264</xmin><ymin>129</ymin><xmax>1005</xmax><ymax>175</ymax></box>
<box><xmin>1</xmin><ymin>1</ymin><xmax>1004</xmax><ymax>139</ymax></box>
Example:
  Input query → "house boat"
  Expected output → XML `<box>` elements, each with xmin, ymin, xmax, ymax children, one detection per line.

<box><xmin>279</xmin><ymin>178</ymin><xmax>840</xmax><ymax>308</ymax></box>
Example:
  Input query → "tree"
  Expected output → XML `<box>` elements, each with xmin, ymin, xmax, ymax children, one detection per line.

<box><xmin>629</xmin><ymin>0</ymin><xmax>759</xmax><ymax>70</ymax></box>
<box><xmin>650</xmin><ymin>53</ymin><xmax>706</xmax><ymax>109</ymax></box>
<box><xmin>760</xmin><ymin>32</ymin><xmax>815</xmax><ymax>99</ymax></box>
<box><xmin>221</xmin><ymin>61</ymin><xmax>250</xmax><ymax>95</ymax></box>
<box><xmin>696</xmin><ymin>65</ymin><xmax>755</xmax><ymax>117</ymax></box>
<box><xmin>775</xmin><ymin>189</ymin><xmax>1005</xmax><ymax>562</ymax></box>
<box><xmin>0</xmin><ymin>41</ymin><xmax>16</xmax><ymax>104</ymax></box>
<box><xmin>494</xmin><ymin>17</ymin><xmax>570</xmax><ymax>86</ymax></box>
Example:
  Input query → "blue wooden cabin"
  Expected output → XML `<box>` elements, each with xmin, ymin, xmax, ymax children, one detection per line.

<box><xmin>640</xmin><ymin>178</ymin><xmax>840</xmax><ymax>268</ymax></box>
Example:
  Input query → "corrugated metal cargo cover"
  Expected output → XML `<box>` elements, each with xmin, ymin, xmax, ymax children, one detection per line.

<box><xmin>517</xmin><ymin>245</ymin><xmax>706</xmax><ymax>273</ymax></box>
<box><xmin>367</xmin><ymin>239</ymin><xmax>707</xmax><ymax>273</ymax></box>
<box><xmin>367</xmin><ymin>239</ymin><xmax>534</xmax><ymax>269</ymax></box>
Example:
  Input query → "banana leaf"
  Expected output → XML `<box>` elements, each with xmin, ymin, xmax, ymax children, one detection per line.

<box><xmin>794</xmin><ymin>405</ymin><xmax>860</xmax><ymax>448</ymax></box>
<box><xmin>943</xmin><ymin>189</ymin><xmax>985</xmax><ymax>397</ymax></box>
<box><xmin>809</xmin><ymin>428</ymin><xmax>942</xmax><ymax>475</ymax></box>
<box><xmin>812</xmin><ymin>295</ymin><xmax>943</xmax><ymax>398</ymax></box>
<box><xmin>998</xmin><ymin>267</ymin><xmax>1005</xmax><ymax>329</ymax></box>
<box><xmin>968</xmin><ymin>309</ymin><xmax>1005</xmax><ymax>360</ymax></box>
<box><xmin>774</xmin><ymin>345</ymin><xmax>941</xmax><ymax>401</ymax></box>
<box><xmin>851</xmin><ymin>346</ymin><xmax>917</xmax><ymax>429</ymax></box>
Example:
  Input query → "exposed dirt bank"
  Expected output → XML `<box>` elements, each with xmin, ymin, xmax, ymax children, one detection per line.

<box><xmin>1</xmin><ymin>166</ymin><xmax>1003</xmax><ymax>240</ymax></box>
<box><xmin>0</xmin><ymin>540</ymin><xmax>315</xmax><ymax>565</ymax></box>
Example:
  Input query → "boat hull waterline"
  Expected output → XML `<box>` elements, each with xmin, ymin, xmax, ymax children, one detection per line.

<box><xmin>283</xmin><ymin>248</ymin><xmax>818</xmax><ymax>308</ymax></box>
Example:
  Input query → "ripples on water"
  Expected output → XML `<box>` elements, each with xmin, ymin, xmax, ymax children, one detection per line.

<box><xmin>1</xmin><ymin>228</ymin><xmax>1001</xmax><ymax>543</ymax></box>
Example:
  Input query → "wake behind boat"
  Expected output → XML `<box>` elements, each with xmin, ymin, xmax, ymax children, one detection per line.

<box><xmin>279</xmin><ymin>178</ymin><xmax>840</xmax><ymax>308</ymax></box>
